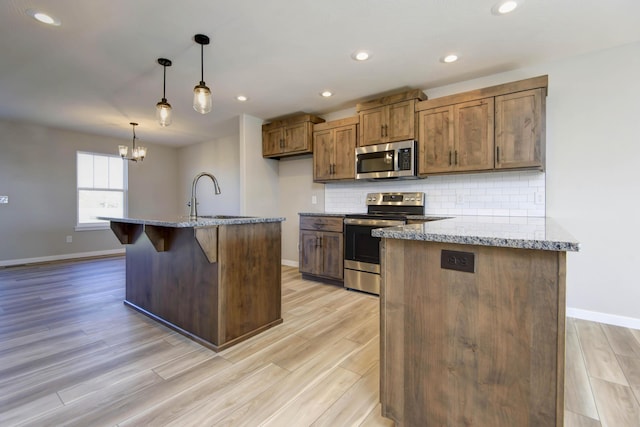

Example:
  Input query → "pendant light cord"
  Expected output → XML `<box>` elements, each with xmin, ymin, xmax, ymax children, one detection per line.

<box><xmin>200</xmin><ymin>43</ymin><xmax>204</xmax><ymax>84</ymax></box>
<box><xmin>162</xmin><ymin>65</ymin><xmax>167</xmax><ymax>100</ymax></box>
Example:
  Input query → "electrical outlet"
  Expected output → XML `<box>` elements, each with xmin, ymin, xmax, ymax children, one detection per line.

<box><xmin>456</xmin><ymin>194</ymin><xmax>465</xmax><ymax>204</ymax></box>
<box><xmin>535</xmin><ymin>192</ymin><xmax>544</xmax><ymax>205</ymax></box>
<box><xmin>66</xmin><ymin>235</ymin><xmax>73</xmax><ymax>243</ymax></box>
<box><xmin>311</xmin><ymin>195</ymin><xmax>317</xmax><ymax>205</ymax></box>
<box><xmin>0</xmin><ymin>196</ymin><xmax>8</xmax><ymax>204</ymax></box>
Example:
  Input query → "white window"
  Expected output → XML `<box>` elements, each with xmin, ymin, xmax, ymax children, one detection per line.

<box><xmin>76</xmin><ymin>151</ymin><xmax>127</xmax><ymax>230</ymax></box>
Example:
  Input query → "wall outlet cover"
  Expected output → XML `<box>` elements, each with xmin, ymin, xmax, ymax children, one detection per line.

<box><xmin>0</xmin><ymin>196</ymin><xmax>8</xmax><ymax>204</ymax></box>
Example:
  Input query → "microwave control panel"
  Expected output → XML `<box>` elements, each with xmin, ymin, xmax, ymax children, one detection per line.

<box><xmin>398</xmin><ymin>148</ymin><xmax>413</xmax><ymax>170</ymax></box>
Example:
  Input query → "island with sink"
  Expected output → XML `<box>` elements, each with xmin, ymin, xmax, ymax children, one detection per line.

<box><xmin>104</xmin><ymin>214</ymin><xmax>285</xmax><ymax>351</ymax></box>
<box><xmin>373</xmin><ymin>216</ymin><xmax>579</xmax><ymax>427</ymax></box>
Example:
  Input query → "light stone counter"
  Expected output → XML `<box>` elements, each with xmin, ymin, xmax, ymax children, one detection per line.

<box><xmin>372</xmin><ymin>215</ymin><xmax>579</xmax><ymax>252</ymax></box>
<box><xmin>100</xmin><ymin>215</ymin><xmax>285</xmax><ymax>228</ymax></box>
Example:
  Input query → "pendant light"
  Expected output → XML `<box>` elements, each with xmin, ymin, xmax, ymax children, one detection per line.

<box><xmin>156</xmin><ymin>58</ymin><xmax>172</xmax><ymax>127</ymax></box>
<box><xmin>193</xmin><ymin>34</ymin><xmax>212</xmax><ymax>114</ymax></box>
<box><xmin>119</xmin><ymin>122</ymin><xmax>146</xmax><ymax>162</ymax></box>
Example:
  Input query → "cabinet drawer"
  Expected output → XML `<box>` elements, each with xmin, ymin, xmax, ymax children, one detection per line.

<box><xmin>300</xmin><ymin>216</ymin><xmax>343</xmax><ymax>233</ymax></box>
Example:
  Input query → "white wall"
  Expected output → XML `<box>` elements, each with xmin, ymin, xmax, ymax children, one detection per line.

<box><xmin>239</xmin><ymin>114</ymin><xmax>280</xmax><ymax>217</ymax></box>
<box><xmin>0</xmin><ymin>120</ymin><xmax>179</xmax><ymax>265</ymax></box>
<box><xmin>278</xmin><ymin>155</ymin><xmax>326</xmax><ymax>265</ymax></box>
<box><xmin>177</xmin><ymin>133</ymin><xmax>241</xmax><ymax>217</ymax></box>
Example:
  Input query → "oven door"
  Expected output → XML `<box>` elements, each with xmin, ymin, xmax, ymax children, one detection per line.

<box><xmin>344</xmin><ymin>218</ymin><xmax>404</xmax><ymax>294</ymax></box>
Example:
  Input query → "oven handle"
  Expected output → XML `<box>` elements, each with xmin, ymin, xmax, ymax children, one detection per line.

<box><xmin>344</xmin><ymin>218</ymin><xmax>405</xmax><ymax>227</ymax></box>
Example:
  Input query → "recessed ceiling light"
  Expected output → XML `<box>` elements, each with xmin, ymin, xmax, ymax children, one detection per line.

<box><xmin>26</xmin><ymin>9</ymin><xmax>61</xmax><ymax>26</ymax></box>
<box><xmin>236</xmin><ymin>95</ymin><xmax>248</xmax><ymax>102</ymax></box>
<box><xmin>351</xmin><ymin>50</ymin><xmax>371</xmax><ymax>61</ymax></box>
<box><xmin>491</xmin><ymin>0</ymin><xmax>521</xmax><ymax>15</ymax></box>
<box><xmin>320</xmin><ymin>91</ymin><xmax>333</xmax><ymax>98</ymax></box>
<box><xmin>442</xmin><ymin>54</ymin><xmax>459</xmax><ymax>63</ymax></box>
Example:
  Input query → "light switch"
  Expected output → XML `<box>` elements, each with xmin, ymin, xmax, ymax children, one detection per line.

<box><xmin>0</xmin><ymin>196</ymin><xmax>8</xmax><ymax>204</ymax></box>
<box><xmin>311</xmin><ymin>195</ymin><xmax>317</xmax><ymax>204</ymax></box>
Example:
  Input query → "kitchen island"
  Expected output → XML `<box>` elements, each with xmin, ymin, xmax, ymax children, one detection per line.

<box><xmin>104</xmin><ymin>215</ymin><xmax>285</xmax><ymax>352</ymax></box>
<box><xmin>372</xmin><ymin>216</ymin><xmax>579</xmax><ymax>427</ymax></box>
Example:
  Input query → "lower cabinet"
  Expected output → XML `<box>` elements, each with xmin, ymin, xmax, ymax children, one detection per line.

<box><xmin>299</xmin><ymin>215</ymin><xmax>343</xmax><ymax>282</ymax></box>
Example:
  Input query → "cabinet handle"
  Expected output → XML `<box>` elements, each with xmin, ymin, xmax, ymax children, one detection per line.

<box><xmin>496</xmin><ymin>146</ymin><xmax>500</xmax><ymax>164</ymax></box>
<box><xmin>455</xmin><ymin>150</ymin><xmax>458</xmax><ymax>165</ymax></box>
<box><xmin>384</xmin><ymin>124</ymin><xmax>388</xmax><ymax>137</ymax></box>
<box><xmin>380</xmin><ymin>125</ymin><xmax>384</xmax><ymax>137</ymax></box>
<box><xmin>449</xmin><ymin>151</ymin><xmax>452</xmax><ymax>166</ymax></box>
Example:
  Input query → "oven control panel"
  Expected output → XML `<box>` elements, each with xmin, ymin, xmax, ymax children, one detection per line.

<box><xmin>366</xmin><ymin>192</ymin><xmax>424</xmax><ymax>206</ymax></box>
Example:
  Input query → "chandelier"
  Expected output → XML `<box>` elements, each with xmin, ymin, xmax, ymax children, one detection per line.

<box><xmin>119</xmin><ymin>122</ymin><xmax>146</xmax><ymax>162</ymax></box>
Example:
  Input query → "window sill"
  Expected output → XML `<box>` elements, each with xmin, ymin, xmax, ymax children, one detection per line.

<box><xmin>75</xmin><ymin>224</ymin><xmax>110</xmax><ymax>232</ymax></box>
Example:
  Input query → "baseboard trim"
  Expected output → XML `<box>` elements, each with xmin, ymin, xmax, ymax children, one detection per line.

<box><xmin>567</xmin><ymin>307</ymin><xmax>640</xmax><ymax>330</ymax></box>
<box><xmin>0</xmin><ymin>249</ymin><xmax>126</xmax><ymax>267</ymax></box>
<box><xmin>281</xmin><ymin>259</ymin><xmax>299</xmax><ymax>268</ymax></box>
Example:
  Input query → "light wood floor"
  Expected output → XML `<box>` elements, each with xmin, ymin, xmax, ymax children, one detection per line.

<box><xmin>1</xmin><ymin>257</ymin><xmax>639</xmax><ymax>426</ymax></box>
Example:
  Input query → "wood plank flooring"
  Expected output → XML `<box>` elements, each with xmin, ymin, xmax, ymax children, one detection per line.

<box><xmin>1</xmin><ymin>256</ymin><xmax>639</xmax><ymax>426</ymax></box>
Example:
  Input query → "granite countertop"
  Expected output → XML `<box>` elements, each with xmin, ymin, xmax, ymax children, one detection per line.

<box><xmin>299</xmin><ymin>212</ymin><xmax>348</xmax><ymax>217</ymax></box>
<box><xmin>372</xmin><ymin>216</ymin><xmax>580</xmax><ymax>252</ymax></box>
<box><xmin>100</xmin><ymin>215</ymin><xmax>285</xmax><ymax>228</ymax></box>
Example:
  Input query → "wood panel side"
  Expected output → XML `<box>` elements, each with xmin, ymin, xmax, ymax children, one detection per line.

<box><xmin>218</xmin><ymin>222</ymin><xmax>282</xmax><ymax>344</ymax></box>
<box><xmin>379</xmin><ymin>239</ymin><xmax>406</xmax><ymax>425</ymax></box>
<box><xmin>380</xmin><ymin>240</ymin><xmax>564</xmax><ymax>426</ymax></box>
<box><xmin>194</xmin><ymin>226</ymin><xmax>218</xmax><ymax>263</ymax></box>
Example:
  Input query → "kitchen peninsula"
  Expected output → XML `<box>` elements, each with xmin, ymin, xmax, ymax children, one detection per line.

<box><xmin>373</xmin><ymin>216</ymin><xmax>579</xmax><ymax>427</ymax></box>
<box><xmin>104</xmin><ymin>215</ymin><xmax>285</xmax><ymax>352</ymax></box>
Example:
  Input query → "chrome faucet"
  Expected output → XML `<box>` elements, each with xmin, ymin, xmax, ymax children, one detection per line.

<box><xmin>188</xmin><ymin>172</ymin><xmax>221</xmax><ymax>219</ymax></box>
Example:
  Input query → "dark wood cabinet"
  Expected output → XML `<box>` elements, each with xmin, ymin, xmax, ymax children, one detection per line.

<box><xmin>418</xmin><ymin>98</ymin><xmax>494</xmax><ymax>174</ymax></box>
<box><xmin>357</xmin><ymin>89</ymin><xmax>427</xmax><ymax>147</ymax></box>
<box><xmin>416</xmin><ymin>75</ymin><xmax>547</xmax><ymax>176</ymax></box>
<box><xmin>313</xmin><ymin>117</ymin><xmax>358</xmax><ymax>182</ymax></box>
<box><xmin>262</xmin><ymin>114</ymin><xmax>325</xmax><ymax>158</ymax></box>
<box><xmin>495</xmin><ymin>88</ymin><xmax>545</xmax><ymax>170</ymax></box>
<box><xmin>299</xmin><ymin>215</ymin><xmax>343</xmax><ymax>282</ymax></box>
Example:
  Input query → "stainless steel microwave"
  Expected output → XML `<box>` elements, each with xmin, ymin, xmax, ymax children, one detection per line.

<box><xmin>355</xmin><ymin>140</ymin><xmax>418</xmax><ymax>180</ymax></box>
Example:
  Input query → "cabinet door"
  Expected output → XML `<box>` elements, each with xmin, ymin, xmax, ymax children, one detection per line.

<box><xmin>321</xmin><ymin>232</ymin><xmax>343</xmax><ymax>280</ymax></box>
<box><xmin>263</xmin><ymin>128</ymin><xmax>283</xmax><ymax>157</ymax></box>
<box><xmin>418</xmin><ymin>106</ymin><xmax>455</xmax><ymax>174</ymax></box>
<box><xmin>284</xmin><ymin>122</ymin><xmax>310</xmax><ymax>153</ymax></box>
<box><xmin>332</xmin><ymin>125</ymin><xmax>357</xmax><ymax>180</ymax></box>
<box><xmin>387</xmin><ymin>100</ymin><xmax>415</xmax><ymax>142</ymax></box>
<box><xmin>313</xmin><ymin>129</ymin><xmax>334</xmax><ymax>181</ymax></box>
<box><xmin>359</xmin><ymin>107</ymin><xmax>386</xmax><ymax>146</ymax></box>
<box><xmin>495</xmin><ymin>88</ymin><xmax>544</xmax><ymax>170</ymax></box>
<box><xmin>299</xmin><ymin>230</ymin><xmax>321</xmax><ymax>275</ymax></box>
<box><xmin>454</xmin><ymin>98</ymin><xmax>494</xmax><ymax>172</ymax></box>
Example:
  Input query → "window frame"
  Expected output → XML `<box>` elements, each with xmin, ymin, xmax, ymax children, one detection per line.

<box><xmin>75</xmin><ymin>151</ymin><xmax>128</xmax><ymax>231</ymax></box>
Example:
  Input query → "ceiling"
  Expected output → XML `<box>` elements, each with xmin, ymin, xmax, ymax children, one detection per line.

<box><xmin>1</xmin><ymin>0</ymin><xmax>639</xmax><ymax>147</ymax></box>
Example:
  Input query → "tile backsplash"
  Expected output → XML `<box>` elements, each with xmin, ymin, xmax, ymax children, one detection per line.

<box><xmin>325</xmin><ymin>170</ymin><xmax>545</xmax><ymax>217</ymax></box>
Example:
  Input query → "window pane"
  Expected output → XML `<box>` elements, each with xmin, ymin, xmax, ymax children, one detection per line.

<box><xmin>109</xmin><ymin>157</ymin><xmax>124</xmax><ymax>189</ymax></box>
<box><xmin>93</xmin><ymin>156</ymin><xmax>109</xmax><ymax>188</ymax></box>
<box><xmin>77</xmin><ymin>153</ymin><xmax>94</xmax><ymax>187</ymax></box>
<box><xmin>78</xmin><ymin>190</ymin><xmax>124</xmax><ymax>223</ymax></box>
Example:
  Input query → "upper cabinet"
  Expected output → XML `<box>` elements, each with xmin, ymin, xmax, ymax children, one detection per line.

<box><xmin>356</xmin><ymin>89</ymin><xmax>427</xmax><ymax>147</ymax></box>
<box><xmin>262</xmin><ymin>114</ymin><xmax>325</xmax><ymax>158</ymax></box>
<box><xmin>416</xmin><ymin>75</ymin><xmax>547</xmax><ymax>176</ymax></box>
<box><xmin>313</xmin><ymin>117</ymin><xmax>358</xmax><ymax>182</ymax></box>
<box><xmin>495</xmin><ymin>88</ymin><xmax>545</xmax><ymax>169</ymax></box>
<box><xmin>419</xmin><ymin>99</ymin><xmax>494</xmax><ymax>174</ymax></box>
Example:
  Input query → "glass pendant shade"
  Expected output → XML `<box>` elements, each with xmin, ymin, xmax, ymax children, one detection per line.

<box><xmin>156</xmin><ymin>99</ymin><xmax>172</xmax><ymax>127</ymax></box>
<box><xmin>193</xmin><ymin>83</ymin><xmax>212</xmax><ymax>114</ymax></box>
<box><xmin>118</xmin><ymin>145</ymin><xmax>128</xmax><ymax>158</ymax></box>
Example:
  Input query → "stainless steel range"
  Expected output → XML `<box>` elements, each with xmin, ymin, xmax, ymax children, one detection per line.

<box><xmin>344</xmin><ymin>192</ymin><xmax>425</xmax><ymax>295</ymax></box>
